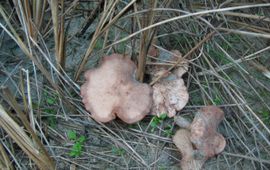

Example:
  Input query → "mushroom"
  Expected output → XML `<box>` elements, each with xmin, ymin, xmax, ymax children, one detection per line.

<box><xmin>150</xmin><ymin>50</ymin><xmax>189</xmax><ymax>117</ymax></box>
<box><xmin>80</xmin><ymin>54</ymin><xmax>152</xmax><ymax>124</ymax></box>
<box><xmin>173</xmin><ymin>129</ymin><xmax>205</xmax><ymax>170</ymax></box>
<box><xmin>152</xmin><ymin>78</ymin><xmax>189</xmax><ymax>117</ymax></box>
<box><xmin>190</xmin><ymin>106</ymin><xmax>226</xmax><ymax>158</ymax></box>
<box><xmin>173</xmin><ymin>106</ymin><xmax>226</xmax><ymax>170</ymax></box>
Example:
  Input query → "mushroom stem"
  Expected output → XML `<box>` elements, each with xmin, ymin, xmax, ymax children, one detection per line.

<box><xmin>174</xmin><ymin>116</ymin><xmax>191</xmax><ymax>129</ymax></box>
<box><xmin>173</xmin><ymin>129</ymin><xmax>205</xmax><ymax>170</ymax></box>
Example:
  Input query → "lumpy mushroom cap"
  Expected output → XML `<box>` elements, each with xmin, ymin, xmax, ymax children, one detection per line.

<box><xmin>152</xmin><ymin>78</ymin><xmax>189</xmax><ymax>117</ymax></box>
<box><xmin>150</xmin><ymin>50</ymin><xmax>189</xmax><ymax>117</ymax></box>
<box><xmin>80</xmin><ymin>54</ymin><xmax>152</xmax><ymax>124</ymax></box>
<box><xmin>190</xmin><ymin>106</ymin><xmax>226</xmax><ymax>158</ymax></box>
<box><xmin>173</xmin><ymin>106</ymin><xmax>226</xmax><ymax>169</ymax></box>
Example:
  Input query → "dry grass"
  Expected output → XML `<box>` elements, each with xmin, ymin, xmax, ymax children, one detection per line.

<box><xmin>0</xmin><ymin>0</ymin><xmax>270</xmax><ymax>169</ymax></box>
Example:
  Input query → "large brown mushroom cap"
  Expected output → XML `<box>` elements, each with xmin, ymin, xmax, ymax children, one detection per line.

<box><xmin>80</xmin><ymin>54</ymin><xmax>152</xmax><ymax>124</ymax></box>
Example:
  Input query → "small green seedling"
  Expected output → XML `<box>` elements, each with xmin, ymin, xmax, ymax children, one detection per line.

<box><xmin>213</xmin><ymin>96</ymin><xmax>222</xmax><ymax>105</ymax></box>
<box><xmin>67</xmin><ymin>130</ymin><xmax>77</xmax><ymax>140</ymax></box>
<box><xmin>259</xmin><ymin>109</ymin><xmax>270</xmax><ymax>125</ymax></box>
<box><xmin>164</xmin><ymin>125</ymin><xmax>173</xmax><ymax>137</ymax></box>
<box><xmin>150</xmin><ymin>113</ymin><xmax>167</xmax><ymax>132</ymax></box>
<box><xmin>94</xmin><ymin>38</ymin><xmax>103</xmax><ymax>50</ymax></box>
<box><xmin>111</xmin><ymin>146</ymin><xmax>125</xmax><ymax>156</ymax></box>
<box><xmin>44</xmin><ymin>108</ymin><xmax>57</xmax><ymax>128</ymax></box>
<box><xmin>44</xmin><ymin>91</ymin><xmax>57</xmax><ymax>105</ymax></box>
<box><xmin>42</xmin><ymin>91</ymin><xmax>58</xmax><ymax>128</ymax></box>
<box><xmin>46</xmin><ymin>98</ymin><xmax>56</xmax><ymax>105</ymax></box>
<box><xmin>67</xmin><ymin>130</ymin><xmax>86</xmax><ymax>157</ymax></box>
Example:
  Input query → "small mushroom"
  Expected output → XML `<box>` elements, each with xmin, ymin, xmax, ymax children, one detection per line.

<box><xmin>173</xmin><ymin>106</ymin><xmax>226</xmax><ymax>170</ymax></box>
<box><xmin>190</xmin><ymin>106</ymin><xmax>226</xmax><ymax>158</ymax></box>
<box><xmin>150</xmin><ymin>50</ymin><xmax>189</xmax><ymax>117</ymax></box>
<box><xmin>80</xmin><ymin>54</ymin><xmax>152</xmax><ymax>124</ymax></box>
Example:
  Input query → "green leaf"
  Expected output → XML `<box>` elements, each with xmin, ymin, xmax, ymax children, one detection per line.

<box><xmin>112</xmin><ymin>146</ymin><xmax>125</xmax><ymax>156</ymax></box>
<box><xmin>69</xmin><ymin>151</ymin><xmax>77</xmax><ymax>157</ymax></box>
<box><xmin>67</xmin><ymin>131</ymin><xmax>86</xmax><ymax>157</ymax></box>
<box><xmin>164</xmin><ymin>125</ymin><xmax>173</xmax><ymax>136</ymax></box>
<box><xmin>44</xmin><ymin>108</ymin><xmax>55</xmax><ymax>114</ymax></box>
<box><xmin>46</xmin><ymin>98</ymin><xmax>56</xmax><ymax>105</ymax></box>
<box><xmin>48</xmin><ymin>116</ymin><xmax>56</xmax><ymax>128</ymax></box>
<box><xmin>213</xmin><ymin>96</ymin><xmax>222</xmax><ymax>105</ymax></box>
<box><xmin>164</xmin><ymin>129</ymin><xmax>173</xmax><ymax>136</ymax></box>
<box><xmin>73</xmin><ymin>143</ymin><xmax>82</xmax><ymax>151</ymax></box>
<box><xmin>78</xmin><ymin>136</ymin><xmax>86</xmax><ymax>143</ymax></box>
<box><xmin>67</xmin><ymin>130</ymin><xmax>77</xmax><ymax>140</ymax></box>
<box><xmin>69</xmin><ymin>143</ymin><xmax>83</xmax><ymax>157</ymax></box>
<box><xmin>159</xmin><ymin>113</ymin><xmax>167</xmax><ymax>120</ymax></box>
<box><xmin>150</xmin><ymin>120</ymin><xmax>158</xmax><ymax>128</ymax></box>
<box><xmin>94</xmin><ymin>39</ymin><xmax>103</xmax><ymax>49</ymax></box>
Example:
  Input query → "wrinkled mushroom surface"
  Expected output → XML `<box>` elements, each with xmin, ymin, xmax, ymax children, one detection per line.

<box><xmin>190</xmin><ymin>106</ymin><xmax>226</xmax><ymax>158</ymax></box>
<box><xmin>173</xmin><ymin>106</ymin><xmax>226</xmax><ymax>170</ymax></box>
<box><xmin>152</xmin><ymin>78</ymin><xmax>189</xmax><ymax>117</ymax></box>
<box><xmin>80</xmin><ymin>54</ymin><xmax>152</xmax><ymax>124</ymax></box>
<box><xmin>150</xmin><ymin>50</ymin><xmax>189</xmax><ymax>117</ymax></box>
<box><xmin>173</xmin><ymin>129</ymin><xmax>205</xmax><ymax>170</ymax></box>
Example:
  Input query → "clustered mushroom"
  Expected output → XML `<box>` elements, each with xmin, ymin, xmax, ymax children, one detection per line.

<box><xmin>173</xmin><ymin>106</ymin><xmax>226</xmax><ymax>170</ymax></box>
<box><xmin>80</xmin><ymin>52</ymin><xmax>226</xmax><ymax>169</ymax></box>
<box><xmin>80</xmin><ymin>54</ymin><xmax>152</xmax><ymax>124</ymax></box>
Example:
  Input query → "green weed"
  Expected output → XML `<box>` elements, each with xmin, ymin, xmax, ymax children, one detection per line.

<box><xmin>94</xmin><ymin>38</ymin><xmax>103</xmax><ymax>50</ymax></box>
<box><xmin>44</xmin><ymin>91</ymin><xmax>57</xmax><ymax>105</ymax></box>
<box><xmin>111</xmin><ymin>146</ymin><xmax>125</xmax><ymax>156</ymax></box>
<box><xmin>67</xmin><ymin>130</ymin><xmax>86</xmax><ymax>157</ymax></box>
<box><xmin>42</xmin><ymin>91</ymin><xmax>58</xmax><ymax>128</ymax></box>
<box><xmin>259</xmin><ymin>109</ymin><xmax>270</xmax><ymax>125</ymax></box>
<box><xmin>150</xmin><ymin>113</ymin><xmax>174</xmax><ymax>137</ymax></box>
<box><xmin>44</xmin><ymin>108</ymin><xmax>57</xmax><ymax>128</ymax></box>
<box><xmin>213</xmin><ymin>96</ymin><xmax>223</xmax><ymax>105</ymax></box>
<box><xmin>150</xmin><ymin>113</ymin><xmax>167</xmax><ymax>128</ymax></box>
<box><xmin>163</xmin><ymin>125</ymin><xmax>173</xmax><ymax>137</ymax></box>
<box><xmin>150</xmin><ymin>113</ymin><xmax>168</xmax><ymax>132</ymax></box>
